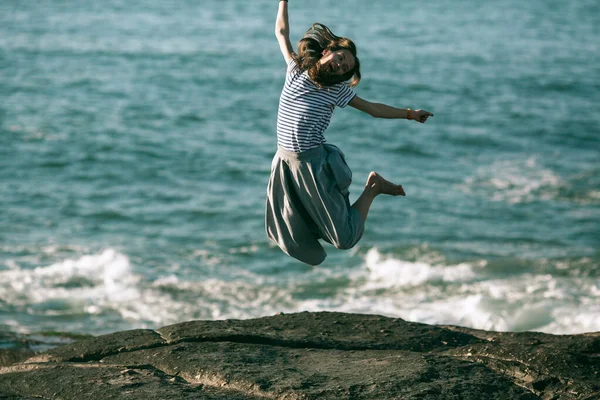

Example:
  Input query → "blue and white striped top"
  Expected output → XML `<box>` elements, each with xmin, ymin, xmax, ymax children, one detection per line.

<box><xmin>276</xmin><ymin>59</ymin><xmax>356</xmax><ymax>152</ymax></box>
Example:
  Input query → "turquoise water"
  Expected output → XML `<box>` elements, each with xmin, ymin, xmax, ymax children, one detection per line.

<box><xmin>1</xmin><ymin>0</ymin><xmax>598</xmax><ymax>336</ymax></box>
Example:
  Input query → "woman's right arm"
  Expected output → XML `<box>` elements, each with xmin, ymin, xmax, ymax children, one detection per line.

<box><xmin>275</xmin><ymin>0</ymin><xmax>294</xmax><ymax>64</ymax></box>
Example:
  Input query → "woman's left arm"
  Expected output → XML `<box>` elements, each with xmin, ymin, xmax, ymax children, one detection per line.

<box><xmin>349</xmin><ymin>95</ymin><xmax>433</xmax><ymax>123</ymax></box>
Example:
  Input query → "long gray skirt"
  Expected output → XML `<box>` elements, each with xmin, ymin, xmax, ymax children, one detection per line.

<box><xmin>265</xmin><ymin>144</ymin><xmax>365</xmax><ymax>265</ymax></box>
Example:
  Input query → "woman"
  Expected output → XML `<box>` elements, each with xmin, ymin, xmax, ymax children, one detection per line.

<box><xmin>266</xmin><ymin>0</ymin><xmax>433</xmax><ymax>265</ymax></box>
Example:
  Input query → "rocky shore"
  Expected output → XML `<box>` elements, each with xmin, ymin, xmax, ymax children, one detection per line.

<box><xmin>0</xmin><ymin>312</ymin><xmax>598</xmax><ymax>399</ymax></box>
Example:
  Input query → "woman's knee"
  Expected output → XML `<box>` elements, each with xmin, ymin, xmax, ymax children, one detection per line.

<box><xmin>331</xmin><ymin>216</ymin><xmax>364</xmax><ymax>250</ymax></box>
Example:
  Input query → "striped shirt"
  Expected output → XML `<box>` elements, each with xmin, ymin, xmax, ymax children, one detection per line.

<box><xmin>276</xmin><ymin>59</ymin><xmax>356</xmax><ymax>152</ymax></box>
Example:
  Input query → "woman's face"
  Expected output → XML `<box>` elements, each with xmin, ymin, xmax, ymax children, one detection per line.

<box><xmin>319</xmin><ymin>49</ymin><xmax>355</xmax><ymax>76</ymax></box>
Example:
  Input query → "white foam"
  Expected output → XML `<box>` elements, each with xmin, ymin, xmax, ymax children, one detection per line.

<box><xmin>460</xmin><ymin>156</ymin><xmax>564</xmax><ymax>204</ymax></box>
<box><xmin>321</xmin><ymin>248</ymin><xmax>600</xmax><ymax>334</ymax></box>
<box><xmin>1</xmin><ymin>248</ymin><xmax>298</xmax><ymax>330</ymax></box>
<box><xmin>2</xmin><ymin>247</ymin><xmax>598</xmax><ymax>335</ymax></box>
<box><xmin>0</xmin><ymin>249</ymin><xmax>147</xmax><ymax>330</ymax></box>
<box><xmin>1</xmin><ymin>249</ymin><xmax>134</xmax><ymax>305</ymax></box>
<box><xmin>362</xmin><ymin>248</ymin><xmax>480</xmax><ymax>289</ymax></box>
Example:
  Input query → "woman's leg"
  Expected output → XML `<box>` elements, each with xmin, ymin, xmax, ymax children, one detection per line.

<box><xmin>351</xmin><ymin>172</ymin><xmax>405</xmax><ymax>222</ymax></box>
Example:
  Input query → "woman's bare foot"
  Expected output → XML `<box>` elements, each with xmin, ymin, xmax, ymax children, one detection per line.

<box><xmin>351</xmin><ymin>172</ymin><xmax>406</xmax><ymax>222</ymax></box>
<box><xmin>366</xmin><ymin>171</ymin><xmax>406</xmax><ymax>196</ymax></box>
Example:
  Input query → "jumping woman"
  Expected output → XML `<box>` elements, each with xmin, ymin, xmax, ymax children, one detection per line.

<box><xmin>266</xmin><ymin>0</ymin><xmax>433</xmax><ymax>265</ymax></box>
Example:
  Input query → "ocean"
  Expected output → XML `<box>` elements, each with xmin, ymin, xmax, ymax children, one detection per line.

<box><xmin>1</xmin><ymin>0</ymin><xmax>598</xmax><ymax>339</ymax></box>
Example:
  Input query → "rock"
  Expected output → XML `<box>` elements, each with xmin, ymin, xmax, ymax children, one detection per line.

<box><xmin>0</xmin><ymin>312</ymin><xmax>598</xmax><ymax>399</ymax></box>
<box><xmin>0</xmin><ymin>330</ymin><xmax>91</xmax><ymax>367</ymax></box>
<box><xmin>0</xmin><ymin>350</ymin><xmax>35</xmax><ymax>369</ymax></box>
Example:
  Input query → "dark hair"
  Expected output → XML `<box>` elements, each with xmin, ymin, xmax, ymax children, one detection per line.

<box><xmin>293</xmin><ymin>23</ymin><xmax>361</xmax><ymax>88</ymax></box>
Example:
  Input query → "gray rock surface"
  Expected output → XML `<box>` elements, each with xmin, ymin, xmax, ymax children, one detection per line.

<box><xmin>0</xmin><ymin>312</ymin><xmax>598</xmax><ymax>399</ymax></box>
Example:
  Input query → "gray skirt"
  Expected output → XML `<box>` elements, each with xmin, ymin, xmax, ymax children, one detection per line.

<box><xmin>265</xmin><ymin>144</ymin><xmax>365</xmax><ymax>265</ymax></box>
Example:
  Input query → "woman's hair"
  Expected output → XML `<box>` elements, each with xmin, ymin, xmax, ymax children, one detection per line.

<box><xmin>293</xmin><ymin>23</ymin><xmax>361</xmax><ymax>88</ymax></box>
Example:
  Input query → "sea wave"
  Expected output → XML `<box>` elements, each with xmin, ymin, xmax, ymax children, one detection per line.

<box><xmin>324</xmin><ymin>248</ymin><xmax>600</xmax><ymax>334</ymax></box>
<box><xmin>1</xmin><ymin>247</ymin><xmax>598</xmax><ymax>335</ymax></box>
<box><xmin>459</xmin><ymin>156</ymin><xmax>564</xmax><ymax>204</ymax></box>
<box><xmin>0</xmin><ymin>249</ymin><xmax>294</xmax><ymax>332</ymax></box>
